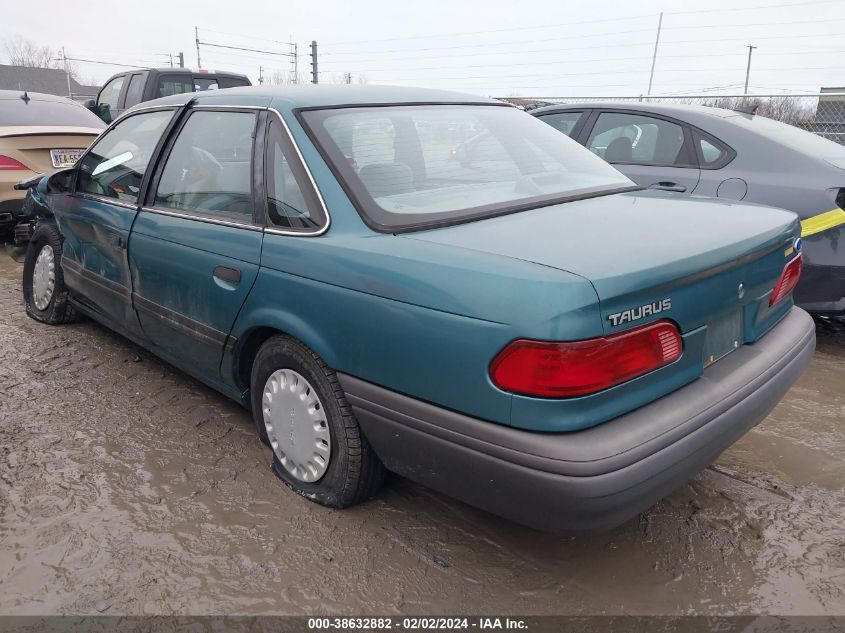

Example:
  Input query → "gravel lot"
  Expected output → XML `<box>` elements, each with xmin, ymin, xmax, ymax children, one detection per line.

<box><xmin>0</xmin><ymin>248</ymin><xmax>844</xmax><ymax>616</ymax></box>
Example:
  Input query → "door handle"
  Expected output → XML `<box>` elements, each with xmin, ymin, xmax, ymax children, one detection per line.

<box><xmin>213</xmin><ymin>266</ymin><xmax>241</xmax><ymax>285</ymax></box>
<box><xmin>649</xmin><ymin>182</ymin><xmax>687</xmax><ymax>193</ymax></box>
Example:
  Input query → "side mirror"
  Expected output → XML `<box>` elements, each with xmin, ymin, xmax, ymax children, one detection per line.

<box><xmin>83</xmin><ymin>99</ymin><xmax>96</xmax><ymax>111</ymax></box>
<box><xmin>37</xmin><ymin>167</ymin><xmax>76</xmax><ymax>196</ymax></box>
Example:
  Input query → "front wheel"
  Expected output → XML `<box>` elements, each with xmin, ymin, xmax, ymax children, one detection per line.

<box><xmin>250</xmin><ymin>335</ymin><xmax>385</xmax><ymax>508</ymax></box>
<box><xmin>22</xmin><ymin>223</ymin><xmax>77</xmax><ymax>325</ymax></box>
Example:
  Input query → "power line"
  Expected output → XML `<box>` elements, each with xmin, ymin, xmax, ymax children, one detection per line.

<box><xmin>321</xmin><ymin>0</ymin><xmax>840</xmax><ymax>47</ymax></box>
<box><xmin>318</xmin><ymin>48</ymin><xmax>845</xmax><ymax>73</ymax></box>
<box><xmin>323</xmin><ymin>22</ymin><xmax>842</xmax><ymax>59</ymax></box>
<box><xmin>367</xmin><ymin>64</ymin><xmax>845</xmax><ymax>83</ymax></box>
<box><xmin>322</xmin><ymin>27</ymin><xmax>659</xmax><ymax>56</ymax></box>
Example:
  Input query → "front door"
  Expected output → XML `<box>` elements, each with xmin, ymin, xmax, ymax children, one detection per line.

<box><xmin>128</xmin><ymin>108</ymin><xmax>263</xmax><ymax>379</ymax></box>
<box><xmin>59</xmin><ymin>108</ymin><xmax>175</xmax><ymax>331</ymax></box>
<box><xmin>583</xmin><ymin>110</ymin><xmax>701</xmax><ymax>194</ymax></box>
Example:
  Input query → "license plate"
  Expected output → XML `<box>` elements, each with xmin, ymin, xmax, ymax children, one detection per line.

<box><xmin>704</xmin><ymin>311</ymin><xmax>743</xmax><ymax>367</ymax></box>
<box><xmin>50</xmin><ymin>149</ymin><xmax>85</xmax><ymax>168</ymax></box>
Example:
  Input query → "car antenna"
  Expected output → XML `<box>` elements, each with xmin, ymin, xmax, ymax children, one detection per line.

<box><xmin>20</xmin><ymin>91</ymin><xmax>30</xmax><ymax>104</ymax></box>
<box><xmin>733</xmin><ymin>103</ymin><xmax>759</xmax><ymax>115</ymax></box>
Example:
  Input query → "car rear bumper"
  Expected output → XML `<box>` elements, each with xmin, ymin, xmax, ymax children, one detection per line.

<box><xmin>340</xmin><ymin>307</ymin><xmax>815</xmax><ymax>533</ymax></box>
<box><xmin>796</xmin><ymin>234</ymin><xmax>845</xmax><ymax>315</ymax></box>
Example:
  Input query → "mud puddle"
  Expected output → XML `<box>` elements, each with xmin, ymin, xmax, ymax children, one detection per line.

<box><xmin>0</xmin><ymin>253</ymin><xmax>843</xmax><ymax>615</ymax></box>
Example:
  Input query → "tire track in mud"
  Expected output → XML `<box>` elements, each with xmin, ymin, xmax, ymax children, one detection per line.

<box><xmin>1</xmin><ymin>255</ymin><xmax>844</xmax><ymax>615</ymax></box>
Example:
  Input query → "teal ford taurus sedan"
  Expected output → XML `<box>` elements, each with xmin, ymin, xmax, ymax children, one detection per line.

<box><xmin>18</xmin><ymin>86</ymin><xmax>815</xmax><ymax>532</ymax></box>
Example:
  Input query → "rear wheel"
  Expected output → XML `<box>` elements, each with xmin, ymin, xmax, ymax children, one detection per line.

<box><xmin>22</xmin><ymin>223</ymin><xmax>77</xmax><ymax>325</ymax></box>
<box><xmin>250</xmin><ymin>335</ymin><xmax>385</xmax><ymax>508</ymax></box>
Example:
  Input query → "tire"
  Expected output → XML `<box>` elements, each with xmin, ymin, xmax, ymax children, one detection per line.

<box><xmin>250</xmin><ymin>334</ymin><xmax>385</xmax><ymax>508</ymax></box>
<box><xmin>22</xmin><ymin>223</ymin><xmax>77</xmax><ymax>325</ymax></box>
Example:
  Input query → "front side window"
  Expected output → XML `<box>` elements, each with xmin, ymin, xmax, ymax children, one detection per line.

<box><xmin>97</xmin><ymin>76</ymin><xmax>125</xmax><ymax>110</ymax></box>
<box><xmin>588</xmin><ymin>112</ymin><xmax>691</xmax><ymax>166</ymax></box>
<box><xmin>265</xmin><ymin>117</ymin><xmax>325</xmax><ymax>230</ymax></box>
<box><xmin>154</xmin><ymin>110</ymin><xmax>256</xmax><ymax>222</ymax></box>
<box><xmin>537</xmin><ymin>111</ymin><xmax>583</xmax><ymax>137</ymax></box>
<box><xmin>302</xmin><ymin>104</ymin><xmax>633</xmax><ymax>232</ymax></box>
<box><xmin>77</xmin><ymin>109</ymin><xmax>173</xmax><ymax>203</ymax></box>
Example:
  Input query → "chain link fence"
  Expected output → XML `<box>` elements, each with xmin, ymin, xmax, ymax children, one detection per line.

<box><xmin>499</xmin><ymin>93</ymin><xmax>845</xmax><ymax>145</ymax></box>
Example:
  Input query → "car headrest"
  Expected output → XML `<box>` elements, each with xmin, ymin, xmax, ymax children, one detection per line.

<box><xmin>605</xmin><ymin>137</ymin><xmax>633</xmax><ymax>163</ymax></box>
<box><xmin>358</xmin><ymin>162</ymin><xmax>414</xmax><ymax>198</ymax></box>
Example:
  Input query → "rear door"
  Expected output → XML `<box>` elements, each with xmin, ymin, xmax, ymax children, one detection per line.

<box><xmin>129</xmin><ymin>107</ymin><xmax>263</xmax><ymax>378</ymax></box>
<box><xmin>582</xmin><ymin>110</ymin><xmax>701</xmax><ymax>194</ymax></box>
<box><xmin>61</xmin><ymin>108</ymin><xmax>175</xmax><ymax>331</ymax></box>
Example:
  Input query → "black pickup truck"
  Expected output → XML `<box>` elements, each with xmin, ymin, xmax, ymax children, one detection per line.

<box><xmin>85</xmin><ymin>68</ymin><xmax>251</xmax><ymax>123</ymax></box>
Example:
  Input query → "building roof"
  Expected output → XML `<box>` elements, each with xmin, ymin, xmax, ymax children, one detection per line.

<box><xmin>0</xmin><ymin>64</ymin><xmax>99</xmax><ymax>98</ymax></box>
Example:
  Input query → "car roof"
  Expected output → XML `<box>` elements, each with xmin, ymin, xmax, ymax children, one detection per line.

<box><xmin>530</xmin><ymin>101</ymin><xmax>744</xmax><ymax>121</ymax></box>
<box><xmin>135</xmin><ymin>84</ymin><xmax>507</xmax><ymax>111</ymax></box>
<box><xmin>0</xmin><ymin>90</ymin><xmax>81</xmax><ymax>104</ymax></box>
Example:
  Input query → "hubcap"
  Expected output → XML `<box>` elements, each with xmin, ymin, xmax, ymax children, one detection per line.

<box><xmin>32</xmin><ymin>245</ymin><xmax>56</xmax><ymax>311</ymax></box>
<box><xmin>262</xmin><ymin>369</ymin><xmax>331</xmax><ymax>483</ymax></box>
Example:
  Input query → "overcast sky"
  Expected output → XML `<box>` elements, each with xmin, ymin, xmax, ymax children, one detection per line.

<box><xmin>3</xmin><ymin>0</ymin><xmax>844</xmax><ymax>96</ymax></box>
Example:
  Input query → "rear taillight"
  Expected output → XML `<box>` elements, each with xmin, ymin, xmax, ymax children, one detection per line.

<box><xmin>489</xmin><ymin>320</ymin><xmax>683</xmax><ymax>398</ymax></box>
<box><xmin>0</xmin><ymin>155</ymin><xmax>28</xmax><ymax>170</ymax></box>
<box><xmin>769</xmin><ymin>254</ymin><xmax>803</xmax><ymax>307</ymax></box>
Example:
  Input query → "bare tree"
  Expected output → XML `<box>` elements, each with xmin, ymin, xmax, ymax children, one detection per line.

<box><xmin>696</xmin><ymin>95</ymin><xmax>815</xmax><ymax>128</ymax></box>
<box><xmin>3</xmin><ymin>35</ymin><xmax>54</xmax><ymax>68</ymax></box>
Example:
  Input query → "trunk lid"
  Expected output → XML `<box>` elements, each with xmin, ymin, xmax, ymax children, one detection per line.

<box><xmin>404</xmin><ymin>190</ymin><xmax>800</xmax><ymax>349</ymax></box>
<box><xmin>0</xmin><ymin>127</ymin><xmax>101</xmax><ymax>172</ymax></box>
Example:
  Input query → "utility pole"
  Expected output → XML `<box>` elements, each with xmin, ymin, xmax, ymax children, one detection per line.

<box><xmin>310</xmin><ymin>40</ymin><xmax>318</xmax><ymax>84</ymax></box>
<box><xmin>345</xmin><ymin>72</ymin><xmax>352</xmax><ymax>84</ymax></box>
<box><xmin>178</xmin><ymin>51</ymin><xmax>185</xmax><ymax>68</ymax></box>
<box><xmin>646</xmin><ymin>12</ymin><xmax>663</xmax><ymax>97</ymax></box>
<box><xmin>744</xmin><ymin>45</ymin><xmax>757</xmax><ymax>94</ymax></box>
<box><xmin>195</xmin><ymin>26</ymin><xmax>202</xmax><ymax>68</ymax></box>
<box><xmin>259</xmin><ymin>66</ymin><xmax>264</xmax><ymax>84</ymax></box>
<box><xmin>61</xmin><ymin>47</ymin><xmax>72</xmax><ymax>98</ymax></box>
<box><xmin>291</xmin><ymin>42</ymin><xmax>298</xmax><ymax>84</ymax></box>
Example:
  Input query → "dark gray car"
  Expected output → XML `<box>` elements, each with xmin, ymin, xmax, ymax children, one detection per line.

<box><xmin>529</xmin><ymin>102</ymin><xmax>845</xmax><ymax>315</ymax></box>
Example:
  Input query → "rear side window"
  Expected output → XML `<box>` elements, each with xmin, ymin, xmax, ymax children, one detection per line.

<box><xmin>693</xmin><ymin>130</ymin><xmax>734</xmax><ymax>169</ymax></box>
<box><xmin>0</xmin><ymin>96</ymin><xmax>104</xmax><ymax>127</ymax></box>
<box><xmin>218</xmin><ymin>76</ymin><xmax>250</xmax><ymax>89</ymax></box>
<box><xmin>123</xmin><ymin>74</ymin><xmax>145</xmax><ymax>108</ymax></box>
<box><xmin>157</xmin><ymin>76</ymin><xmax>193</xmax><ymax>98</ymax></box>
<box><xmin>194</xmin><ymin>78</ymin><xmax>219</xmax><ymax>91</ymax></box>
<box><xmin>588</xmin><ymin>112</ymin><xmax>692</xmax><ymax>166</ymax></box>
<box><xmin>265</xmin><ymin>117</ymin><xmax>325</xmax><ymax>231</ymax></box>
<box><xmin>537</xmin><ymin>111</ymin><xmax>583</xmax><ymax>137</ymax></box>
<box><xmin>77</xmin><ymin>109</ymin><xmax>173</xmax><ymax>203</ymax></box>
<box><xmin>154</xmin><ymin>110</ymin><xmax>256</xmax><ymax>222</ymax></box>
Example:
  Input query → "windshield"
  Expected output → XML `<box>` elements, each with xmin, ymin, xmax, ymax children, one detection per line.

<box><xmin>0</xmin><ymin>95</ymin><xmax>105</xmax><ymax>128</ymax></box>
<box><xmin>302</xmin><ymin>104</ymin><xmax>634</xmax><ymax>231</ymax></box>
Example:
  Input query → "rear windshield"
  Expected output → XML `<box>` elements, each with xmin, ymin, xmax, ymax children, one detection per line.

<box><xmin>302</xmin><ymin>104</ymin><xmax>634</xmax><ymax>231</ymax></box>
<box><xmin>0</xmin><ymin>95</ymin><xmax>105</xmax><ymax>128</ymax></box>
<box><xmin>728</xmin><ymin>113</ymin><xmax>845</xmax><ymax>157</ymax></box>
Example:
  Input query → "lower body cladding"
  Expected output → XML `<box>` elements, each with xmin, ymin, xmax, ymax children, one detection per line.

<box><xmin>340</xmin><ymin>307</ymin><xmax>816</xmax><ymax>533</ymax></box>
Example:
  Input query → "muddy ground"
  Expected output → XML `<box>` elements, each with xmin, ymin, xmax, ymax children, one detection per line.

<box><xmin>0</xmin><ymin>249</ymin><xmax>843</xmax><ymax>616</ymax></box>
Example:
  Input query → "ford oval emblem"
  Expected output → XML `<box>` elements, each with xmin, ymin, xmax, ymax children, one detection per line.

<box><xmin>737</xmin><ymin>282</ymin><xmax>745</xmax><ymax>299</ymax></box>
<box><xmin>794</xmin><ymin>237</ymin><xmax>803</xmax><ymax>252</ymax></box>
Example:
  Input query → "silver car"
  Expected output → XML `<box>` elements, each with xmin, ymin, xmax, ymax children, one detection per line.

<box><xmin>530</xmin><ymin>102</ymin><xmax>845</xmax><ymax>315</ymax></box>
